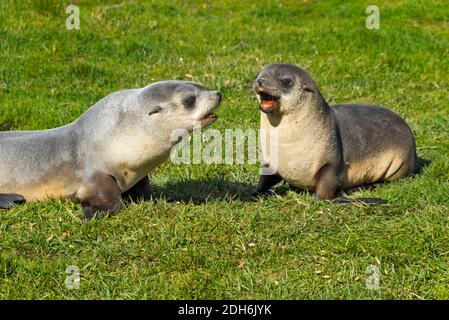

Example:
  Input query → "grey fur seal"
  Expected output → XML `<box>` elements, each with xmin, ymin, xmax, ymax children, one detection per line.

<box><xmin>253</xmin><ymin>63</ymin><xmax>416</xmax><ymax>201</ymax></box>
<box><xmin>0</xmin><ymin>81</ymin><xmax>221</xmax><ymax>218</ymax></box>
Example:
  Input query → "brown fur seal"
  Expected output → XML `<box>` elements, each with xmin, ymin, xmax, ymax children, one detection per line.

<box><xmin>253</xmin><ymin>63</ymin><xmax>417</xmax><ymax>201</ymax></box>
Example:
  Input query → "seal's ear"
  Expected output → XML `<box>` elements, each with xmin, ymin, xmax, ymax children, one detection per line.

<box><xmin>148</xmin><ymin>105</ymin><xmax>162</xmax><ymax>116</ymax></box>
<box><xmin>303</xmin><ymin>84</ymin><xmax>315</xmax><ymax>94</ymax></box>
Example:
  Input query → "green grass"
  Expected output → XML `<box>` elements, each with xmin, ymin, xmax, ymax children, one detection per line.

<box><xmin>1</xmin><ymin>0</ymin><xmax>449</xmax><ymax>299</ymax></box>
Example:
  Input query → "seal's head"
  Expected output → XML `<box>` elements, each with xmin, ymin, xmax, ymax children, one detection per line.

<box><xmin>139</xmin><ymin>80</ymin><xmax>222</xmax><ymax>130</ymax></box>
<box><xmin>78</xmin><ymin>80</ymin><xmax>222</xmax><ymax>172</ymax></box>
<box><xmin>253</xmin><ymin>64</ymin><xmax>319</xmax><ymax>115</ymax></box>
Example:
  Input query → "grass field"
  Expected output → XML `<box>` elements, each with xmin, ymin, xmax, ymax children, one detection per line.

<box><xmin>1</xmin><ymin>0</ymin><xmax>448</xmax><ymax>299</ymax></box>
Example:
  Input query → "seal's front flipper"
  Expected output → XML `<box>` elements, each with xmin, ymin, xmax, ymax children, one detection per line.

<box><xmin>315</xmin><ymin>164</ymin><xmax>339</xmax><ymax>200</ymax></box>
<box><xmin>122</xmin><ymin>176</ymin><xmax>152</xmax><ymax>203</ymax></box>
<box><xmin>77</xmin><ymin>173</ymin><xmax>123</xmax><ymax>220</ymax></box>
<box><xmin>0</xmin><ymin>194</ymin><xmax>26</xmax><ymax>209</ymax></box>
<box><xmin>252</xmin><ymin>174</ymin><xmax>283</xmax><ymax>197</ymax></box>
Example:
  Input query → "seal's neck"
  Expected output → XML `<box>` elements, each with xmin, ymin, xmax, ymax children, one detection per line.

<box><xmin>310</xmin><ymin>89</ymin><xmax>333</xmax><ymax>119</ymax></box>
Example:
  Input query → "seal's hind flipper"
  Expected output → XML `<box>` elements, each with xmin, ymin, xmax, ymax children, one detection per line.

<box><xmin>0</xmin><ymin>194</ymin><xmax>26</xmax><ymax>209</ymax></box>
<box><xmin>333</xmin><ymin>197</ymin><xmax>386</xmax><ymax>205</ymax></box>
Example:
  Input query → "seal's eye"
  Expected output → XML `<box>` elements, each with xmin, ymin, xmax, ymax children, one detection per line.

<box><xmin>280</xmin><ymin>78</ymin><xmax>293</xmax><ymax>88</ymax></box>
<box><xmin>184</xmin><ymin>96</ymin><xmax>196</xmax><ymax>108</ymax></box>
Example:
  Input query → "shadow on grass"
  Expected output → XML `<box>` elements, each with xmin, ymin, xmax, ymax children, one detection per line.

<box><xmin>153</xmin><ymin>178</ymin><xmax>256</xmax><ymax>204</ymax></box>
<box><xmin>152</xmin><ymin>155</ymin><xmax>432</xmax><ymax>204</ymax></box>
<box><xmin>0</xmin><ymin>120</ymin><xmax>15</xmax><ymax>131</ymax></box>
<box><xmin>416</xmin><ymin>156</ymin><xmax>431</xmax><ymax>175</ymax></box>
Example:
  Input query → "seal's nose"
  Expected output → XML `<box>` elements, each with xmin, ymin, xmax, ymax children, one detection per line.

<box><xmin>216</xmin><ymin>91</ymin><xmax>222</xmax><ymax>103</ymax></box>
<box><xmin>257</xmin><ymin>78</ymin><xmax>266</xmax><ymax>87</ymax></box>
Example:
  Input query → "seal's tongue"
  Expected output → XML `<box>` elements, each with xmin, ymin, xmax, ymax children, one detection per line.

<box><xmin>200</xmin><ymin>112</ymin><xmax>218</xmax><ymax>127</ymax></box>
<box><xmin>259</xmin><ymin>92</ymin><xmax>280</xmax><ymax>112</ymax></box>
<box><xmin>261</xmin><ymin>99</ymin><xmax>275</xmax><ymax>109</ymax></box>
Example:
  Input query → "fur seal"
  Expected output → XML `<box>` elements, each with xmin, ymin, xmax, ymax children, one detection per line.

<box><xmin>253</xmin><ymin>63</ymin><xmax>417</xmax><ymax>201</ymax></box>
<box><xmin>0</xmin><ymin>81</ymin><xmax>221</xmax><ymax>218</ymax></box>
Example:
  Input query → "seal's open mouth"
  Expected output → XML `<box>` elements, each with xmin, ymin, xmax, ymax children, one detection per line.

<box><xmin>200</xmin><ymin>112</ymin><xmax>218</xmax><ymax>127</ymax></box>
<box><xmin>259</xmin><ymin>92</ymin><xmax>280</xmax><ymax>113</ymax></box>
